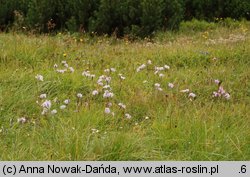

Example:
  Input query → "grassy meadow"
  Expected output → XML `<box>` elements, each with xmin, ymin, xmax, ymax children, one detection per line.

<box><xmin>0</xmin><ymin>21</ymin><xmax>249</xmax><ymax>160</ymax></box>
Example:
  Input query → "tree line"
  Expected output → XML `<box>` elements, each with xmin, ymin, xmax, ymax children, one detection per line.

<box><xmin>0</xmin><ymin>0</ymin><xmax>249</xmax><ymax>37</ymax></box>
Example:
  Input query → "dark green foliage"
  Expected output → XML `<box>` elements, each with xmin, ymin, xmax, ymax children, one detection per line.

<box><xmin>0</xmin><ymin>0</ymin><xmax>249</xmax><ymax>36</ymax></box>
<box><xmin>0</xmin><ymin>0</ymin><xmax>30</xmax><ymax>30</ymax></box>
<box><xmin>140</xmin><ymin>0</ymin><xmax>164</xmax><ymax>35</ymax></box>
<box><xmin>184</xmin><ymin>0</ymin><xmax>250</xmax><ymax>20</ymax></box>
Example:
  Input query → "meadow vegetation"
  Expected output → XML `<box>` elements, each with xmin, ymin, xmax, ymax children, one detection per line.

<box><xmin>0</xmin><ymin>20</ymin><xmax>249</xmax><ymax>160</ymax></box>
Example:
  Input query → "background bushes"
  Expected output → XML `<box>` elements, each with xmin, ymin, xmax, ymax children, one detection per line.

<box><xmin>0</xmin><ymin>0</ymin><xmax>249</xmax><ymax>36</ymax></box>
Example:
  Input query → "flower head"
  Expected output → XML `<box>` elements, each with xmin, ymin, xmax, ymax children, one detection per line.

<box><xmin>69</xmin><ymin>67</ymin><xmax>74</xmax><ymax>73</ymax></box>
<box><xmin>56</xmin><ymin>69</ymin><xmax>67</xmax><ymax>74</ymax></box>
<box><xmin>51</xmin><ymin>109</ymin><xmax>57</xmax><ymax>115</ymax></box>
<box><xmin>41</xmin><ymin>100</ymin><xmax>51</xmax><ymax>109</ymax></box>
<box><xmin>35</xmin><ymin>74</ymin><xmax>43</xmax><ymax>81</ymax></box>
<box><xmin>64</xmin><ymin>99</ymin><xmax>70</xmax><ymax>105</ymax></box>
<box><xmin>188</xmin><ymin>92</ymin><xmax>196</xmax><ymax>98</ymax></box>
<box><xmin>103</xmin><ymin>90</ymin><xmax>114</xmax><ymax>98</ymax></box>
<box><xmin>82</xmin><ymin>71</ymin><xmax>91</xmax><ymax>77</ymax></box>
<box><xmin>39</xmin><ymin>94</ymin><xmax>47</xmax><ymax>99</ymax></box>
<box><xmin>77</xmin><ymin>93</ymin><xmax>83</xmax><ymax>98</ymax></box>
<box><xmin>164</xmin><ymin>65</ymin><xmax>170</xmax><ymax>70</ymax></box>
<box><xmin>17</xmin><ymin>117</ymin><xmax>27</xmax><ymax>124</ymax></box>
<box><xmin>104</xmin><ymin>107</ymin><xmax>111</xmax><ymax>114</ymax></box>
<box><xmin>212</xmin><ymin>91</ymin><xmax>220</xmax><ymax>97</ymax></box>
<box><xmin>64</xmin><ymin>63</ymin><xmax>69</xmax><ymax>68</ymax></box>
<box><xmin>159</xmin><ymin>73</ymin><xmax>164</xmax><ymax>78</ymax></box>
<box><xmin>104</xmin><ymin>69</ymin><xmax>110</xmax><ymax>73</ymax></box>
<box><xmin>154</xmin><ymin>83</ymin><xmax>161</xmax><ymax>88</ymax></box>
<box><xmin>224</xmin><ymin>93</ymin><xmax>230</xmax><ymax>100</ymax></box>
<box><xmin>118</xmin><ymin>103</ymin><xmax>126</xmax><ymax>109</ymax></box>
<box><xmin>136</xmin><ymin>64</ymin><xmax>146</xmax><ymax>72</ymax></box>
<box><xmin>125</xmin><ymin>113</ymin><xmax>132</xmax><ymax>119</ymax></box>
<box><xmin>60</xmin><ymin>105</ymin><xmax>66</xmax><ymax>110</ymax></box>
<box><xmin>168</xmin><ymin>83</ymin><xmax>174</xmax><ymax>89</ymax></box>
<box><xmin>218</xmin><ymin>86</ymin><xmax>226</xmax><ymax>95</ymax></box>
<box><xmin>180</xmin><ymin>89</ymin><xmax>190</xmax><ymax>93</ymax></box>
<box><xmin>214</xmin><ymin>79</ymin><xmax>220</xmax><ymax>85</ymax></box>
<box><xmin>92</xmin><ymin>90</ymin><xmax>99</xmax><ymax>96</ymax></box>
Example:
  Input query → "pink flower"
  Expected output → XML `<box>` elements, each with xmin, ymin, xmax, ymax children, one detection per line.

<box><xmin>218</xmin><ymin>86</ymin><xmax>226</xmax><ymax>95</ymax></box>
<box><xmin>214</xmin><ymin>79</ymin><xmax>220</xmax><ymax>85</ymax></box>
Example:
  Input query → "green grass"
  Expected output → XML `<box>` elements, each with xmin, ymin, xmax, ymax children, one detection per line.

<box><xmin>0</xmin><ymin>23</ymin><xmax>249</xmax><ymax>160</ymax></box>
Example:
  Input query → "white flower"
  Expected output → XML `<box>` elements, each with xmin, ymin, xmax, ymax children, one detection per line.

<box><xmin>51</xmin><ymin>109</ymin><xmax>57</xmax><ymax>115</ymax></box>
<box><xmin>39</xmin><ymin>94</ymin><xmax>46</xmax><ymax>99</ymax></box>
<box><xmin>119</xmin><ymin>74</ymin><xmax>125</xmax><ymax>80</ymax></box>
<box><xmin>155</xmin><ymin>66</ymin><xmax>164</xmax><ymax>71</ymax></box>
<box><xmin>224</xmin><ymin>93</ymin><xmax>230</xmax><ymax>100</ymax></box>
<box><xmin>64</xmin><ymin>99</ymin><xmax>70</xmax><ymax>105</ymax></box>
<box><xmin>145</xmin><ymin>116</ymin><xmax>149</xmax><ymax>120</ymax></box>
<box><xmin>136</xmin><ymin>64</ymin><xmax>146</xmax><ymax>72</ymax></box>
<box><xmin>56</xmin><ymin>69</ymin><xmax>67</xmax><ymax>73</ymax></box>
<box><xmin>54</xmin><ymin>64</ymin><xmax>58</xmax><ymax>68</ymax></box>
<box><xmin>125</xmin><ymin>113</ymin><xmax>132</xmax><ymax>119</ymax></box>
<box><xmin>147</xmin><ymin>60</ymin><xmax>152</xmax><ymax>65</ymax></box>
<box><xmin>118</xmin><ymin>103</ymin><xmax>126</xmax><ymax>109</ymax></box>
<box><xmin>189</xmin><ymin>92</ymin><xmax>196</xmax><ymax>98</ymax></box>
<box><xmin>168</xmin><ymin>83</ymin><xmax>174</xmax><ymax>89</ymax></box>
<box><xmin>82</xmin><ymin>71</ymin><xmax>90</xmax><ymax>77</ymax></box>
<box><xmin>17</xmin><ymin>117</ymin><xmax>27</xmax><ymax>124</ymax></box>
<box><xmin>35</xmin><ymin>74</ymin><xmax>43</xmax><ymax>81</ymax></box>
<box><xmin>61</xmin><ymin>60</ymin><xmax>67</xmax><ymax>64</ymax></box>
<box><xmin>99</xmin><ymin>75</ymin><xmax>105</xmax><ymax>80</ymax></box>
<box><xmin>104</xmin><ymin>69</ymin><xmax>110</xmax><ymax>73</ymax></box>
<box><xmin>214</xmin><ymin>79</ymin><xmax>220</xmax><ymax>85</ymax></box>
<box><xmin>90</xmin><ymin>74</ymin><xmax>95</xmax><ymax>78</ymax></box>
<box><xmin>60</xmin><ymin>105</ymin><xmax>66</xmax><ymax>110</ymax></box>
<box><xmin>103</xmin><ymin>85</ymin><xmax>110</xmax><ymax>89</ymax></box>
<box><xmin>104</xmin><ymin>107</ymin><xmax>111</xmax><ymax>114</ymax></box>
<box><xmin>69</xmin><ymin>67</ymin><xmax>74</xmax><ymax>73</ymax></box>
<box><xmin>180</xmin><ymin>89</ymin><xmax>190</xmax><ymax>93</ymax></box>
<box><xmin>77</xmin><ymin>93</ymin><xmax>83</xmax><ymax>98</ymax></box>
<box><xmin>159</xmin><ymin>73</ymin><xmax>164</xmax><ymax>77</ymax></box>
<box><xmin>154</xmin><ymin>83</ymin><xmax>161</xmax><ymax>88</ymax></box>
<box><xmin>41</xmin><ymin>100</ymin><xmax>51</xmax><ymax>109</ymax></box>
<box><xmin>97</xmin><ymin>79</ymin><xmax>104</xmax><ymax>86</ymax></box>
<box><xmin>157</xmin><ymin>87</ymin><xmax>163</xmax><ymax>91</ymax></box>
<box><xmin>91</xmin><ymin>128</ymin><xmax>99</xmax><ymax>133</ymax></box>
<box><xmin>92</xmin><ymin>90</ymin><xmax>99</xmax><ymax>96</ymax></box>
<box><xmin>105</xmin><ymin>76</ymin><xmax>111</xmax><ymax>83</ymax></box>
<box><xmin>110</xmin><ymin>68</ymin><xmax>116</xmax><ymax>72</ymax></box>
<box><xmin>164</xmin><ymin>65</ymin><xmax>170</xmax><ymax>70</ymax></box>
<box><xmin>64</xmin><ymin>63</ymin><xmax>69</xmax><ymax>68</ymax></box>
